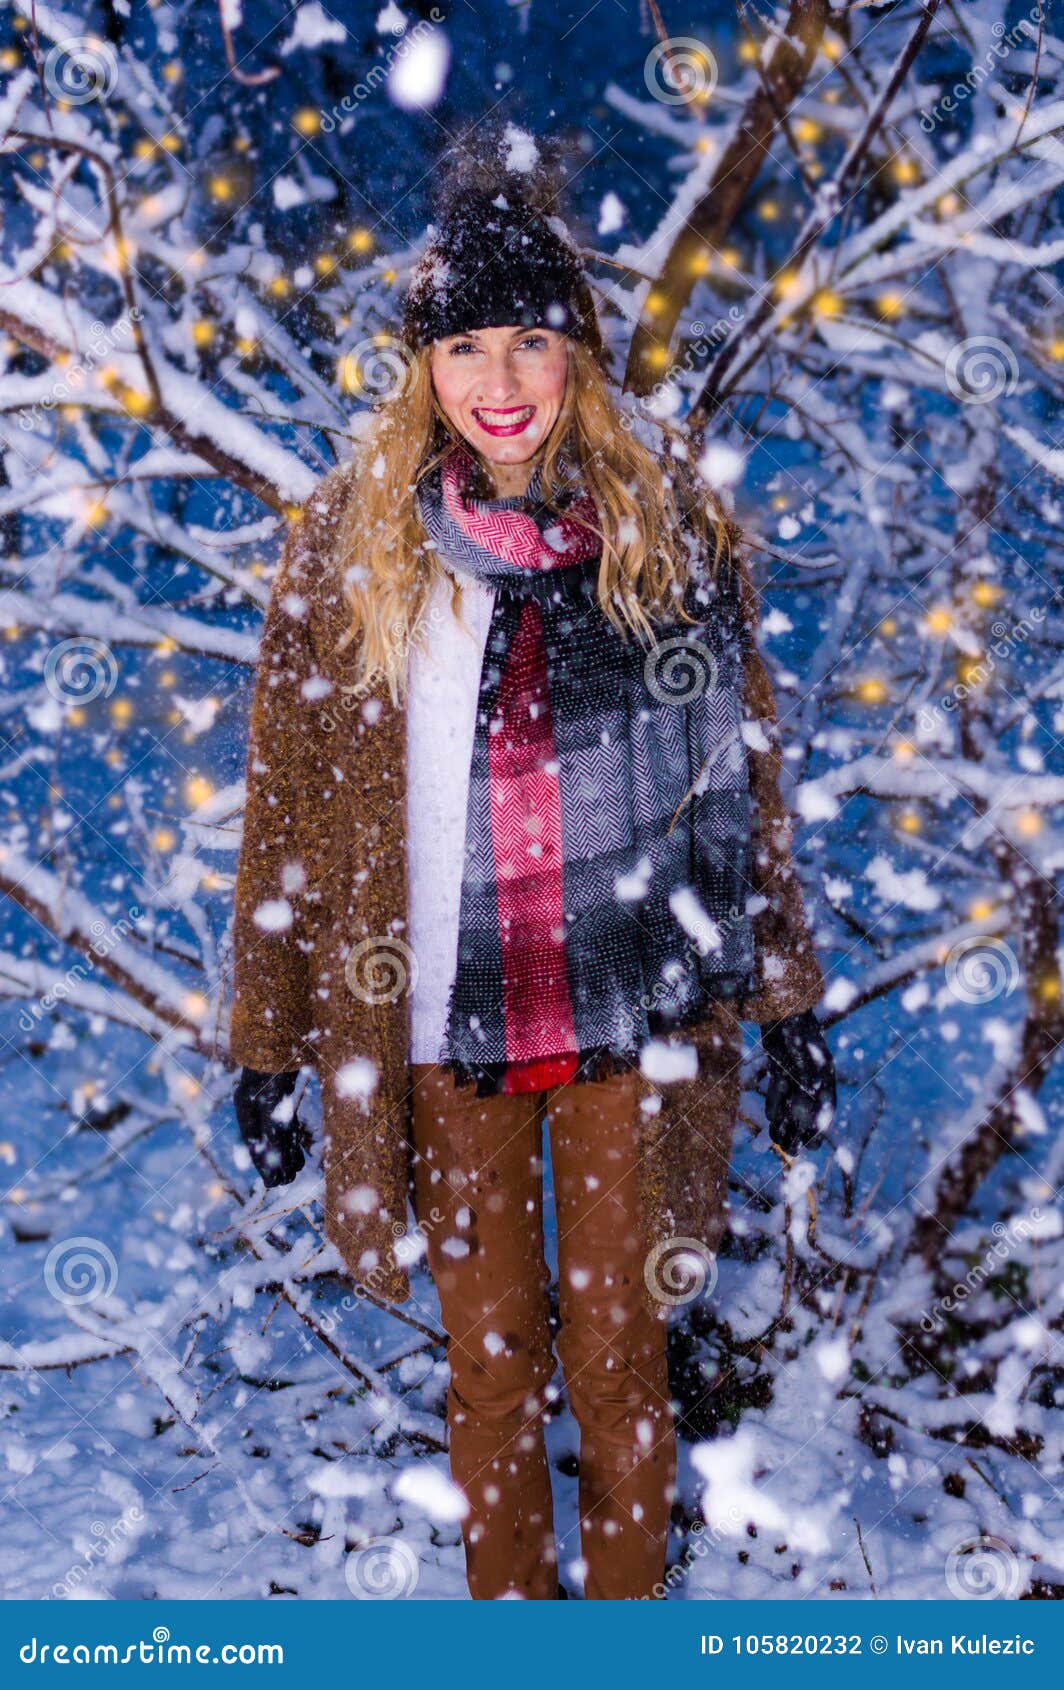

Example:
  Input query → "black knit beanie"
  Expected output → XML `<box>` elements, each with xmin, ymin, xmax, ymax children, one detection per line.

<box><xmin>401</xmin><ymin>122</ymin><xmax>604</xmax><ymax>362</ymax></box>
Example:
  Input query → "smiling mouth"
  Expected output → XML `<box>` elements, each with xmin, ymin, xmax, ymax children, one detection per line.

<box><xmin>471</xmin><ymin>404</ymin><xmax>536</xmax><ymax>434</ymax></box>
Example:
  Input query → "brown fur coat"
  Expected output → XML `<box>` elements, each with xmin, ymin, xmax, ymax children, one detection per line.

<box><xmin>229</xmin><ymin>465</ymin><xmax>824</xmax><ymax>1309</ymax></box>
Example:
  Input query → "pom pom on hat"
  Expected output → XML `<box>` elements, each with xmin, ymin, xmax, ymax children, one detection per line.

<box><xmin>401</xmin><ymin>120</ymin><xmax>603</xmax><ymax>360</ymax></box>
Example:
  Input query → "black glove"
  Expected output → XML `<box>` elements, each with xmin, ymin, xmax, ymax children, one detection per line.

<box><xmin>761</xmin><ymin>1011</ymin><xmax>836</xmax><ymax>1154</ymax></box>
<box><xmin>234</xmin><ymin>1066</ymin><xmax>307</xmax><ymax>1187</ymax></box>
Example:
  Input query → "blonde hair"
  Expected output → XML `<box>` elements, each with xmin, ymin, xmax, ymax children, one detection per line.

<box><xmin>336</xmin><ymin>337</ymin><xmax>737</xmax><ymax>703</ymax></box>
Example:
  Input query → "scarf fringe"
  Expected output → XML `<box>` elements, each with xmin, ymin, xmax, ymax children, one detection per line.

<box><xmin>434</xmin><ymin>972</ymin><xmax>751</xmax><ymax>1100</ymax></box>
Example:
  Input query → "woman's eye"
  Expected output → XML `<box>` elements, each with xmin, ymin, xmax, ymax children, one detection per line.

<box><xmin>520</xmin><ymin>335</ymin><xmax>547</xmax><ymax>350</ymax></box>
<box><xmin>449</xmin><ymin>341</ymin><xmax>478</xmax><ymax>355</ymax></box>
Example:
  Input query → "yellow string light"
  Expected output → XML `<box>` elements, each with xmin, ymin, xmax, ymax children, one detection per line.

<box><xmin>186</xmin><ymin>776</ymin><xmax>214</xmax><ymax>808</ymax></box>
<box><xmin>856</xmin><ymin>677</ymin><xmax>888</xmax><ymax>704</ymax></box>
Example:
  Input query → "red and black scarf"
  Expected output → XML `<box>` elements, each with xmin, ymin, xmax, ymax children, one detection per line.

<box><xmin>415</xmin><ymin>445</ymin><xmax>755</xmax><ymax>1097</ymax></box>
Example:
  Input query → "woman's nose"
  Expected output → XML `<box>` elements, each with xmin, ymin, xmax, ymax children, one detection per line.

<box><xmin>474</xmin><ymin>356</ymin><xmax>520</xmax><ymax>401</ymax></box>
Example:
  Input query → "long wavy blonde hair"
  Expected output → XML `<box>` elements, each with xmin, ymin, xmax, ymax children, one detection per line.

<box><xmin>335</xmin><ymin>336</ymin><xmax>737</xmax><ymax>703</ymax></box>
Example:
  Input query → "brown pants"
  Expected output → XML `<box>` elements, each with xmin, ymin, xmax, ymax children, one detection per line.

<box><xmin>409</xmin><ymin>1061</ymin><xmax>676</xmax><ymax>1601</ymax></box>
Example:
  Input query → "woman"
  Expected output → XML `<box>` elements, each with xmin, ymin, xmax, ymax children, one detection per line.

<box><xmin>229</xmin><ymin>129</ymin><xmax>835</xmax><ymax>1601</ymax></box>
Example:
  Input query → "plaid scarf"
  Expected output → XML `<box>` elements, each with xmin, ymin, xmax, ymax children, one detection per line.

<box><xmin>415</xmin><ymin>445</ymin><xmax>756</xmax><ymax>1097</ymax></box>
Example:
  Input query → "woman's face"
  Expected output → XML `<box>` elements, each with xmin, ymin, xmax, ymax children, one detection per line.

<box><xmin>429</xmin><ymin>325</ymin><xmax>569</xmax><ymax>473</ymax></box>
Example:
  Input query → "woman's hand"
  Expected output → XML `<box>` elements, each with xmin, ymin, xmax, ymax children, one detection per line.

<box><xmin>761</xmin><ymin>1011</ymin><xmax>836</xmax><ymax>1154</ymax></box>
<box><xmin>233</xmin><ymin>1067</ymin><xmax>307</xmax><ymax>1187</ymax></box>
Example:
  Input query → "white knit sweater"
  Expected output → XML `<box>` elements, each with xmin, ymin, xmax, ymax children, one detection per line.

<box><xmin>405</xmin><ymin>568</ymin><xmax>496</xmax><ymax>1063</ymax></box>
